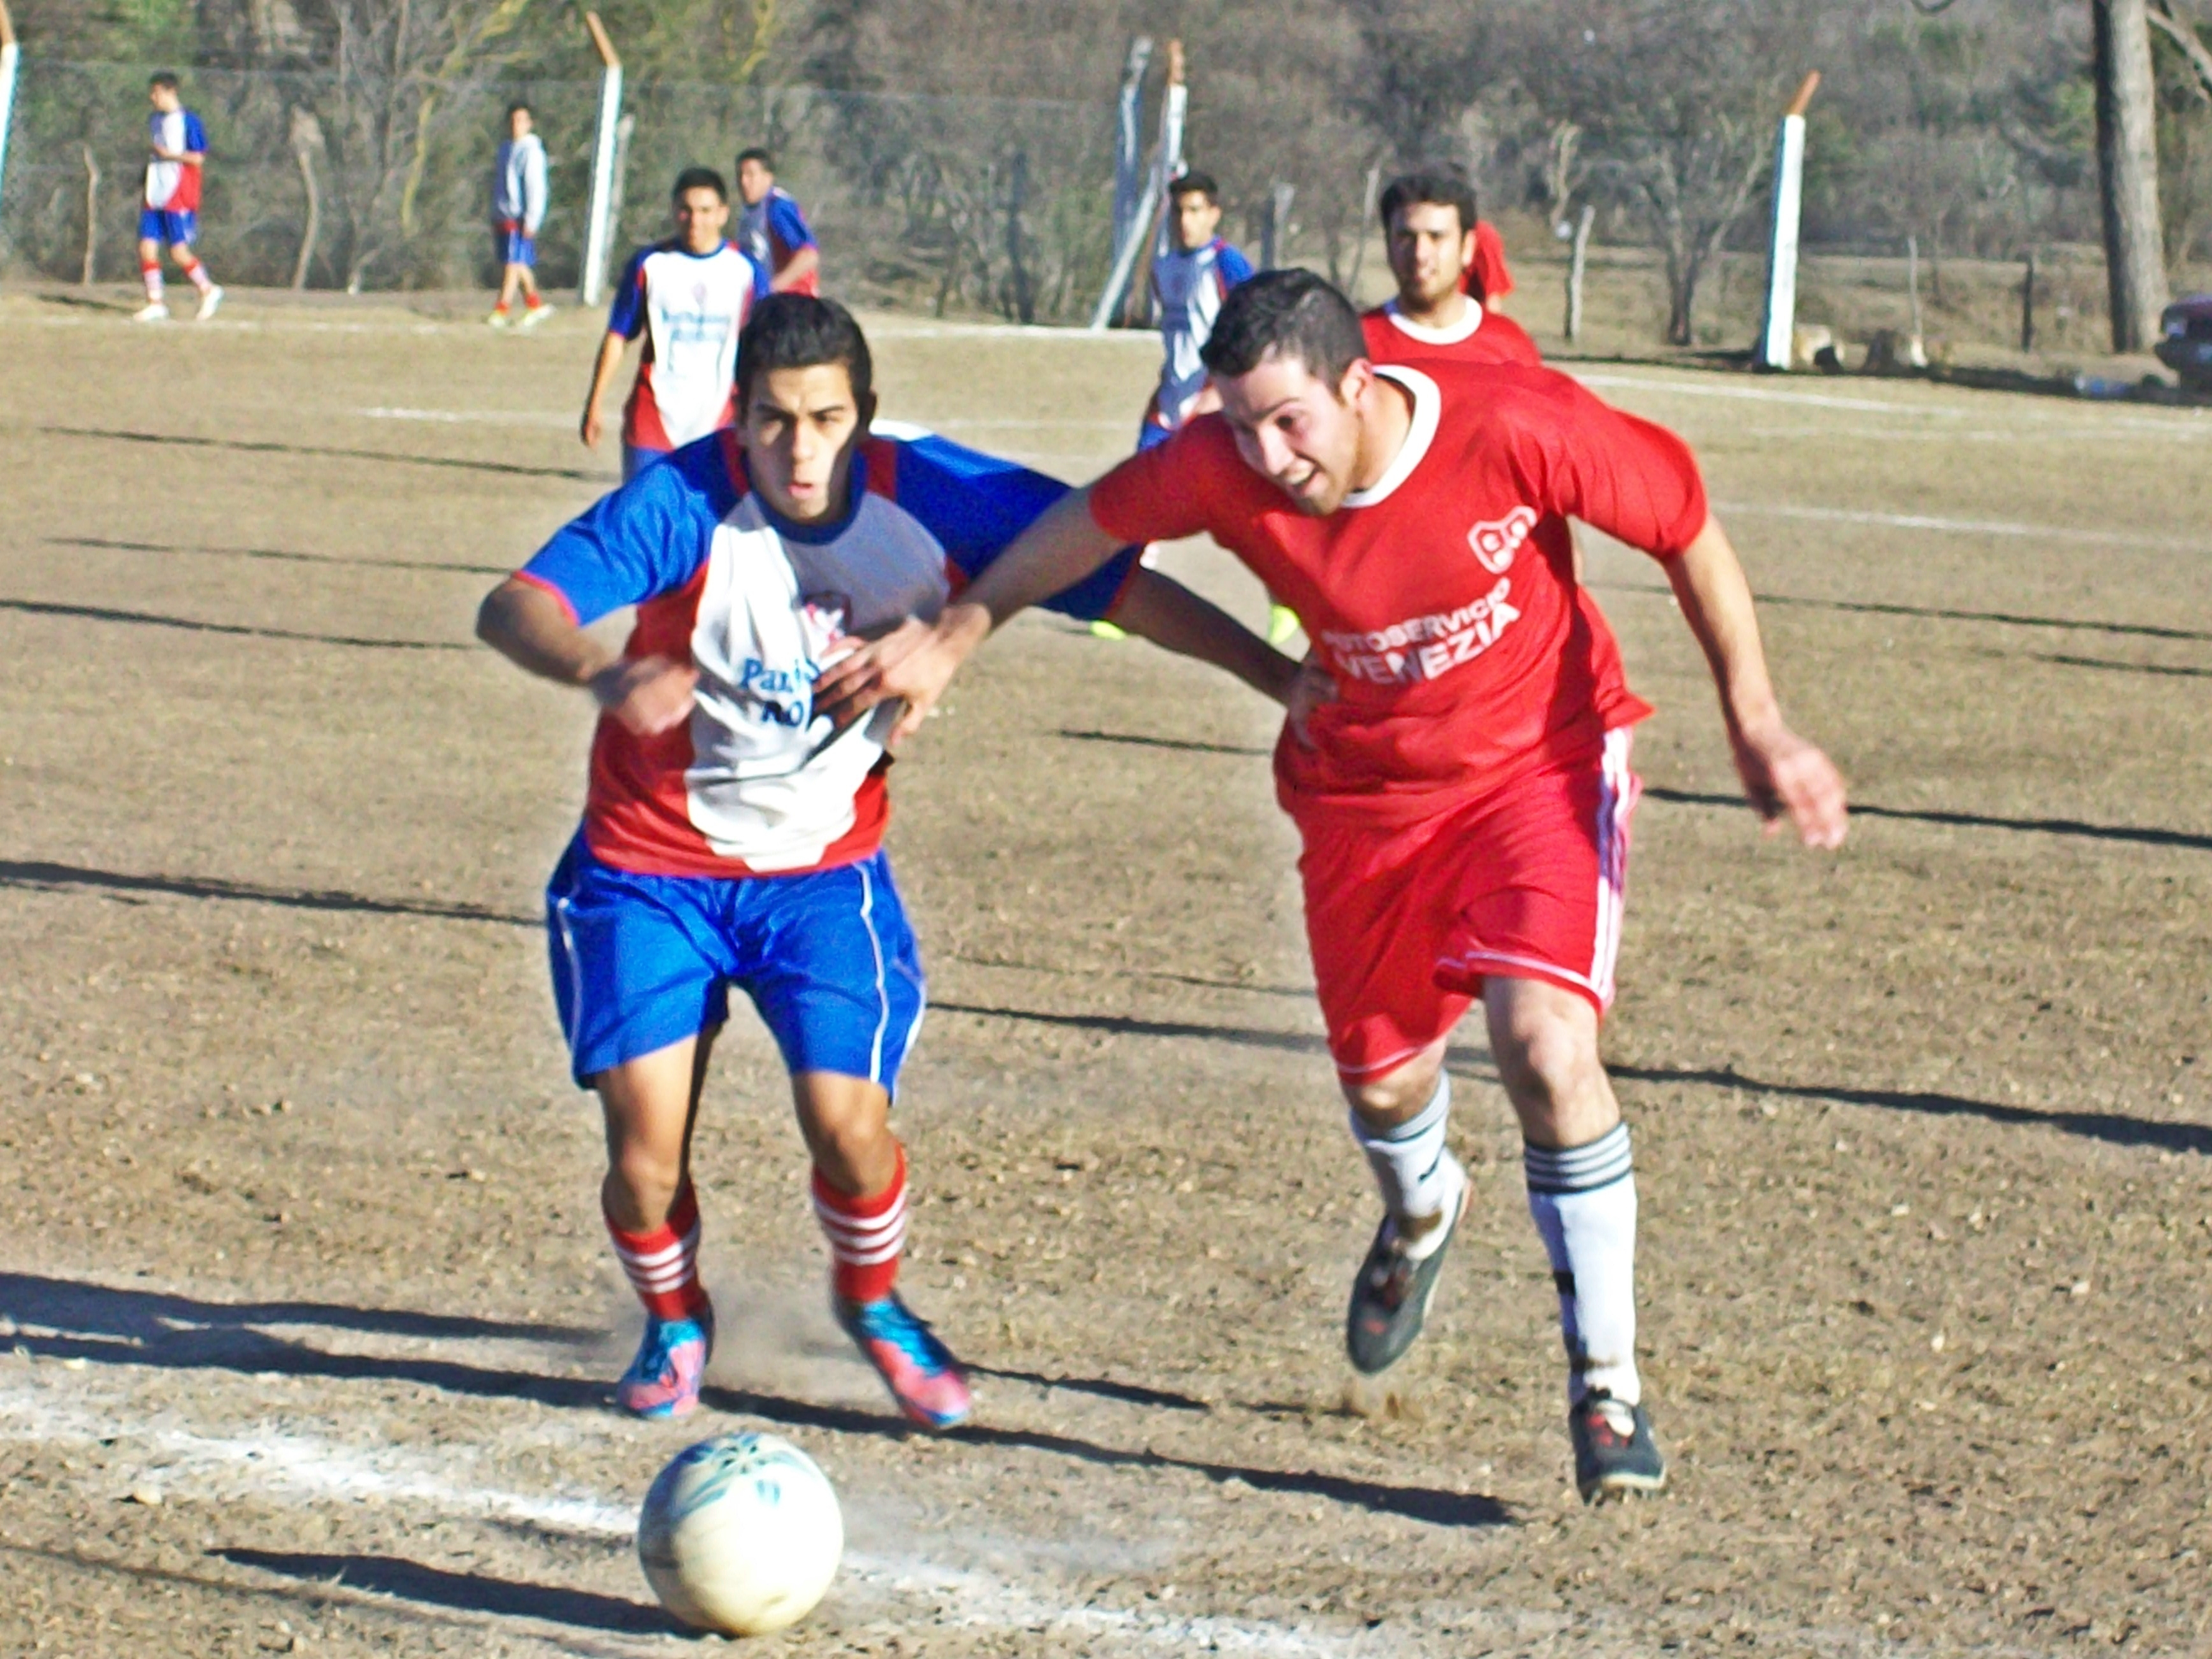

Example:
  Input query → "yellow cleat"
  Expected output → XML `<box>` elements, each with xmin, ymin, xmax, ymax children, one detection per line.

<box><xmin>1089</xmin><ymin>619</ymin><xmax>1128</xmax><ymax>641</ymax></box>
<box><xmin>1267</xmin><ymin>603</ymin><xmax>1302</xmax><ymax>647</ymax></box>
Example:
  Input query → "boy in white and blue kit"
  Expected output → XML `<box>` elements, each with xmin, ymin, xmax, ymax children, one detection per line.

<box><xmin>1138</xmin><ymin>170</ymin><xmax>1252</xmax><ymax>450</ymax></box>
<box><xmin>490</xmin><ymin>101</ymin><xmax>552</xmax><ymax>328</ymax></box>
<box><xmin>478</xmin><ymin>295</ymin><xmax>1284</xmax><ymax>1426</ymax></box>
<box><xmin>134</xmin><ymin>72</ymin><xmax>222</xmax><ymax>323</ymax></box>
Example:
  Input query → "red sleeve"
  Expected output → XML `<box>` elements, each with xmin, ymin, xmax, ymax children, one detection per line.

<box><xmin>1509</xmin><ymin>378</ymin><xmax>1709</xmax><ymax>559</ymax></box>
<box><xmin>1472</xmin><ymin>222</ymin><xmax>1514</xmax><ymax>301</ymax></box>
<box><xmin>1086</xmin><ymin>418</ymin><xmax>1233</xmax><ymax>546</ymax></box>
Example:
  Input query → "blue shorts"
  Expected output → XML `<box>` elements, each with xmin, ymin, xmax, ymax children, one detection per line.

<box><xmin>139</xmin><ymin>208</ymin><xmax>197</xmax><ymax>247</ymax></box>
<box><xmin>496</xmin><ymin>221</ymin><xmax>536</xmax><ymax>268</ymax></box>
<box><xmin>545</xmin><ymin>836</ymin><xmax>926</xmax><ymax>1091</ymax></box>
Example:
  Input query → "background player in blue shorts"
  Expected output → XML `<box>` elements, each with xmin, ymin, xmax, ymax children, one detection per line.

<box><xmin>134</xmin><ymin>73</ymin><xmax>222</xmax><ymax>324</ymax></box>
<box><xmin>490</xmin><ymin>101</ymin><xmax>552</xmax><ymax>329</ymax></box>
<box><xmin>477</xmin><ymin>295</ymin><xmax>1289</xmax><ymax>1424</ymax></box>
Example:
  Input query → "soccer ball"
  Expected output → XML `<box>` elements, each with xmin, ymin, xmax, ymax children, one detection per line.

<box><xmin>636</xmin><ymin>1432</ymin><xmax>844</xmax><ymax>1635</ymax></box>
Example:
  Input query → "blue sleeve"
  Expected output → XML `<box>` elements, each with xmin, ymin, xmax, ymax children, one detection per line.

<box><xmin>1217</xmin><ymin>243</ymin><xmax>1254</xmax><ymax>287</ymax></box>
<box><xmin>605</xmin><ymin>248</ymin><xmax>650</xmax><ymax>339</ymax></box>
<box><xmin>768</xmin><ymin>194</ymin><xmax>816</xmax><ymax>251</ymax></box>
<box><xmin>891</xmin><ymin>434</ymin><xmax>1137</xmax><ymax>622</ymax></box>
<box><xmin>183</xmin><ymin>112</ymin><xmax>208</xmax><ymax>155</ymax></box>
<box><xmin>516</xmin><ymin>442</ymin><xmax>729</xmax><ymax>624</ymax></box>
<box><xmin>749</xmin><ymin>251</ymin><xmax>772</xmax><ymax>301</ymax></box>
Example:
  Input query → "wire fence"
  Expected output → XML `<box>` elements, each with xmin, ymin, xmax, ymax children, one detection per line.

<box><xmin>0</xmin><ymin>60</ymin><xmax>1123</xmax><ymax>321</ymax></box>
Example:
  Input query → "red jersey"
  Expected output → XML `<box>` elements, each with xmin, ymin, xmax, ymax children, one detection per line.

<box><xmin>1469</xmin><ymin>220</ymin><xmax>1514</xmax><ymax>301</ymax></box>
<box><xmin>1361</xmin><ymin>298</ymin><xmax>1542</xmax><ymax>371</ymax></box>
<box><xmin>1088</xmin><ymin>362</ymin><xmax>1708</xmax><ymax>824</ymax></box>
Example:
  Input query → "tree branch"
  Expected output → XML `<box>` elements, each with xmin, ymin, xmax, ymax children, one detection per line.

<box><xmin>2149</xmin><ymin>0</ymin><xmax>2212</xmax><ymax>105</ymax></box>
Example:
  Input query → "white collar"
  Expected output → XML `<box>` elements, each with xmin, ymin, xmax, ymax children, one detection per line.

<box><xmin>1383</xmin><ymin>295</ymin><xmax>1484</xmax><ymax>345</ymax></box>
<box><xmin>1344</xmin><ymin>366</ymin><xmax>1439</xmax><ymax>509</ymax></box>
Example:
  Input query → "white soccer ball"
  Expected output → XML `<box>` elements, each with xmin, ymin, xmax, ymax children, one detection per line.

<box><xmin>636</xmin><ymin>1432</ymin><xmax>844</xmax><ymax>1636</ymax></box>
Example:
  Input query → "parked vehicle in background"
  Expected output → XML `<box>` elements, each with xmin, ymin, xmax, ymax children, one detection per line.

<box><xmin>2156</xmin><ymin>294</ymin><xmax>2212</xmax><ymax>391</ymax></box>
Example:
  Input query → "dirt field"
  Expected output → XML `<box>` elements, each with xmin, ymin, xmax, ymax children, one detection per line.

<box><xmin>1</xmin><ymin>283</ymin><xmax>2209</xmax><ymax>1658</ymax></box>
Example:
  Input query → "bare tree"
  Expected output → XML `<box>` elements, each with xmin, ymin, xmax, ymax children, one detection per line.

<box><xmin>2094</xmin><ymin>0</ymin><xmax>2171</xmax><ymax>348</ymax></box>
<box><xmin>1510</xmin><ymin>0</ymin><xmax>1820</xmax><ymax>346</ymax></box>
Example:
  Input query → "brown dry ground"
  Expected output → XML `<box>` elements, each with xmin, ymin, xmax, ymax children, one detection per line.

<box><xmin>1</xmin><ymin>283</ymin><xmax>2209</xmax><ymax>1658</ymax></box>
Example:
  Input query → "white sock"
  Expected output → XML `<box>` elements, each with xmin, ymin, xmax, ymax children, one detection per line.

<box><xmin>1524</xmin><ymin>1122</ymin><xmax>1641</xmax><ymax>1407</ymax></box>
<box><xmin>1349</xmin><ymin>1074</ymin><xmax>1463</xmax><ymax>1258</ymax></box>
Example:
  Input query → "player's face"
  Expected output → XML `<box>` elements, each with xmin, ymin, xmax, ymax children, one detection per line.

<box><xmin>741</xmin><ymin>364</ymin><xmax>874</xmax><ymax>524</ymax></box>
<box><xmin>1214</xmin><ymin>353</ymin><xmax>1367</xmax><ymax>517</ymax></box>
<box><xmin>149</xmin><ymin>84</ymin><xmax>181</xmax><ymax>113</ymax></box>
<box><xmin>673</xmin><ymin>187</ymin><xmax>730</xmax><ymax>254</ymax></box>
<box><xmin>738</xmin><ymin>161</ymin><xmax>772</xmax><ymax>207</ymax></box>
<box><xmin>1172</xmin><ymin>193</ymin><xmax>1223</xmax><ymax>252</ymax></box>
<box><xmin>1386</xmin><ymin>203</ymin><xmax>1473</xmax><ymax>310</ymax></box>
<box><xmin>508</xmin><ymin>108</ymin><xmax>533</xmax><ymax>140</ymax></box>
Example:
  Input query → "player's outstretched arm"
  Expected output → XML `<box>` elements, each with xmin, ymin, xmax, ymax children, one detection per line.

<box><xmin>580</xmin><ymin>332</ymin><xmax>629</xmax><ymax>449</ymax></box>
<box><xmin>476</xmin><ymin>577</ymin><xmax>698</xmax><ymax>735</ymax></box>
<box><xmin>1665</xmin><ymin>517</ymin><xmax>1848</xmax><ymax>849</ymax></box>
<box><xmin>814</xmin><ymin>487</ymin><xmax>1123</xmax><ymax>742</ymax></box>
<box><xmin>1111</xmin><ymin>568</ymin><xmax>1302</xmax><ymax>707</ymax></box>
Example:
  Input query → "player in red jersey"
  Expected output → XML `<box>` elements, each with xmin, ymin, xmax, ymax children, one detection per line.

<box><xmin>818</xmin><ymin>270</ymin><xmax>1847</xmax><ymax>1502</ymax></box>
<box><xmin>1362</xmin><ymin>168</ymin><xmax>1540</xmax><ymax>371</ymax></box>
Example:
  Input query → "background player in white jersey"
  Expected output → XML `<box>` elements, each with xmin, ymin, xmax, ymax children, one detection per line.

<box><xmin>478</xmin><ymin>295</ymin><xmax>1284</xmax><ymax>1426</ymax></box>
<box><xmin>734</xmin><ymin>148</ymin><xmax>821</xmax><ymax>296</ymax></box>
<box><xmin>579</xmin><ymin>168</ymin><xmax>770</xmax><ymax>482</ymax></box>
<box><xmin>1139</xmin><ymin>171</ymin><xmax>1253</xmax><ymax>452</ymax></box>
<box><xmin>490</xmin><ymin>101</ymin><xmax>552</xmax><ymax>329</ymax></box>
<box><xmin>134</xmin><ymin>73</ymin><xmax>221</xmax><ymax>323</ymax></box>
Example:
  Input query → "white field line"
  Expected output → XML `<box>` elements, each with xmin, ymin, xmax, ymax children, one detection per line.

<box><xmin>1572</xmin><ymin>371</ymin><xmax>1971</xmax><ymax>415</ymax></box>
<box><xmin>0</xmin><ymin>1370</ymin><xmax>1358</xmax><ymax>1657</ymax></box>
<box><xmin>1712</xmin><ymin>498</ymin><xmax>2212</xmax><ymax>553</ymax></box>
<box><xmin>357</xmin><ymin>406</ymin><xmax>572</xmax><ymax>427</ymax></box>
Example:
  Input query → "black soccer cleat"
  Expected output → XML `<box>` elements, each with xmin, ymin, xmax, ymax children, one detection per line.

<box><xmin>1344</xmin><ymin>1158</ymin><xmax>1469</xmax><ymax>1375</ymax></box>
<box><xmin>1570</xmin><ymin>1389</ymin><xmax>1667</xmax><ymax>1503</ymax></box>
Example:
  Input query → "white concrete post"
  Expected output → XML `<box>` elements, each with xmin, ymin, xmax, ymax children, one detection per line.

<box><xmin>0</xmin><ymin>1</ymin><xmax>22</xmax><ymax>261</ymax></box>
<box><xmin>1756</xmin><ymin>73</ymin><xmax>1820</xmax><ymax>371</ymax></box>
<box><xmin>578</xmin><ymin>10</ymin><xmax>624</xmax><ymax>307</ymax></box>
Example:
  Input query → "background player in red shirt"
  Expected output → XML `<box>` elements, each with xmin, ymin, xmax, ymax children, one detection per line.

<box><xmin>819</xmin><ymin>271</ymin><xmax>1848</xmax><ymax>1503</ymax></box>
<box><xmin>1363</xmin><ymin>168</ymin><xmax>1540</xmax><ymax>371</ymax></box>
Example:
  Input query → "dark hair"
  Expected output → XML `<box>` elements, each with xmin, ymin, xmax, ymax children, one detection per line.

<box><xmin>149</xmin><ymin>71</ymin><xmax>181</xmax><ymax>92</ymax></box>
<box><xmin>1378</xmin><ymin>167</ymin><xmax>1478</xmax><ymax>236</ymax></box>
<box><xmin>735</xmin><ymin>294</ymin><xmax>874</xmax><ymax>410</ymax></box>
<box><xmin>672</xmin><ymin>166</ymin><xmax>728</xmax><ymax>203</ymax></box>
<box><xmin>505</xmin><ymin>99</ymin><xmax>532</xmax><ymax>119</ymax></box>
<box><xmin>736</xmin><ymin>147</ymin><xmax>774</xmax><ymax>170</ymax></box>
<box><xmin>1198</xmin><ymin>268</ymin><xmax>1366</xmax><ymax>388</ymax></box>
<box><xmin>1168</xmin><ymin>169</ymin><xmax>1220</xmax><ymax>205</ymax></box>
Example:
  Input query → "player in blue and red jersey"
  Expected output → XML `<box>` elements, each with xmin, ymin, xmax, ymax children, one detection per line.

<box><xmin>735</xmin><ymin>149</ymin><xmax>820</xmax><ymax>296</ymax></box>
<box><xmin>134</xmin><ymin>73</ymin><xmax>222</xmax><ymax>324</ymax></box>
<box><xmin>580</xmin><ymin>168</ymin><xmax>770</xmax><ymax>481</ymax></box>
<box><xmin>478</xmin><ymin>295</ymin><xmax>1282</xmax><ymax>1425</ymax></box>
<box><xmin>1140</xmin><ymin>171</ymin><xmax>1254</xmax><ymax>451</ymax></box>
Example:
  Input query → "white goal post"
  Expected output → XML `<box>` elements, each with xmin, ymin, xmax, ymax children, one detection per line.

<box><xmin>578</xmin><ymin>10</ymin><xmax>624</xmax><ymax>308</ymax></box>
<box><xmin>1755</xmin><ymin>73</ymin><xmax>1820</xmax><ymax>372</ymax></box>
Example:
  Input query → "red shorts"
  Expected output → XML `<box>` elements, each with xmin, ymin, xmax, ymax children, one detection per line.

<box><xmin>1296</xmin><ymin>729</ymin><xmax>1638</xmax><ymax>1081</ymax></box>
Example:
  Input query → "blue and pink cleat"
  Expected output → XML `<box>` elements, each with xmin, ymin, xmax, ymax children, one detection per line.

<box><xmin>615</xmin><ymin>1311</ymin><xmax>714</xmax><ymax>1419</ymax></box>
<box><xmin>835</xmin><ymin>1293</ymin><xmax>972</xmax><ymax>1430</ymax></box>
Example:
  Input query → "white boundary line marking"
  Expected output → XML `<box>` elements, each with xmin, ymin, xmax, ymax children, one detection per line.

<box><xmin>1712</xmin><ymin>498</ymin><xmax>2212</xmax><ymax>552</ymax></box>
<box><xmin>0</xmin><ymin>1372</ymin><xmax>1360</xmax><ymax>1656</ymax></box>
<box><xmin>357</xmin><ymin>405</ymin><xmax>572</xmax><ymax>427</ymax></box>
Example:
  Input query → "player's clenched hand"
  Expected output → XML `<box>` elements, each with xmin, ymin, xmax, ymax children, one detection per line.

<box><xmin>1732</xmin><ymin>722</ymin><xmax>1848</xmax><ymax>849</ymax></box>
<box><xmin>591</xmin><ymin>654</ymin><xmax>698</xmax><ymax>736</ymax></box>
<box><xmin>815</xmin><ymin>608</ymin><xmax>987</xmax><ymax>745</ymax></box>
<box><xmin>580</xmin><ymin>405</ymin><xmax>603</xmax><ymax>450</ymax></box>
<box><xmin>1284</xmin><ymin>657</ymin><xmax>1338</xmax><ymax>750</ymax></box>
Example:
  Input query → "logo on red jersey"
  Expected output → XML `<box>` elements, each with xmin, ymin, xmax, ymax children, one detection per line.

<box><xmin>1467</xmin><ymin>506</ymin><xmax>1537</xmax><ymax>574</ymax></box>
<box><xmin>1319</xmin><ymin>577</ymin><xmax>1523</xmax><ymax>686</ymax></box>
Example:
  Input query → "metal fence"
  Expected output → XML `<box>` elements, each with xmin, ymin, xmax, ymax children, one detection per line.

<box><xmin>0</xmin><ymin>60</ymin><xmax>1121</xmax><ymax>321</ymax></box>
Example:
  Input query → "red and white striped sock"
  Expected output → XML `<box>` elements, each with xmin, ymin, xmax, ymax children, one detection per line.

<box><xmin>605</xmin><ymin>1181</ymin><xmax>710</xmax><ymax>1322</ymax></box>
<box><xmin>141</xmin><ymin>260</ymin><xmax>164</xmax><ymax>303</ymax></box>
<box><xmin>812</xmin><ymin>1144</ymin><xmax>908</xmax><ymax>1305</ymax></box>
<box><xmin>176</xmin><ymin>254</ymin><xmax>214</xmax><ymax>294</ymax></box>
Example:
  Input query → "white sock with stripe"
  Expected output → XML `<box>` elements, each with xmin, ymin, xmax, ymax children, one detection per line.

<box><xmin>1524</xmin><ymin>1122</ymin><xmax>1641</xmax><ymax>1405</ymax></box>
<box><xmin>1349</xmin><ymin>1074</ymin><xmax>1464</xmax><ymax>1261</ymax></box>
